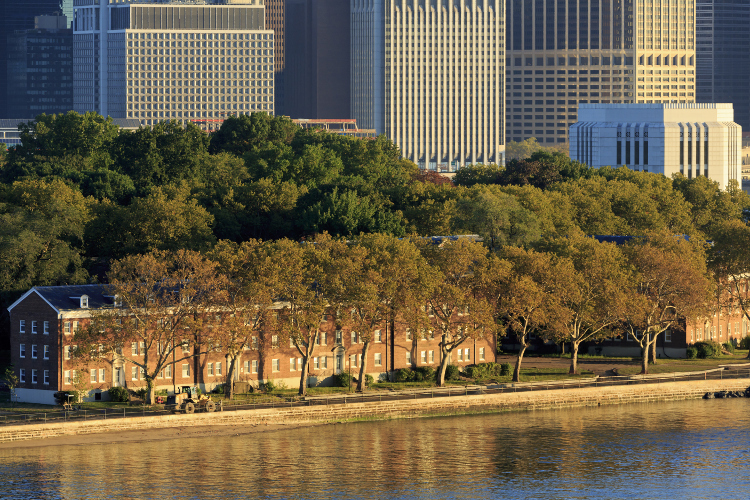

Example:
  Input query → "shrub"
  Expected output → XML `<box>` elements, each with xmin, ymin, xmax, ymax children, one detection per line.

<box><xmin>686</xmin><ymin>346</ymin><xmax>698</xmax><ymax>359</ymax></box>
<box><xmin>134</xmin><ymin>387</ymin><xmax>148</xmax><ymax>399</ymax></box>
<box><xmin>445</xmin><ymin>364</ymin><xmax>460</xmax><ymax>380</ymax></box>
<box><xmin>365</xmin><ymin>374</ymin><xmax>374</xmax><ymax>386</ymax></box>
<box><xmin>723</xmin><ymin>341</ymin><xmax>736</xmax><ymax>354</ymax></box>
<box><xmin>413</xmin><ymin>371</ymin><xmax>424</xmax><ymax>382</ymax></box>
<box><xmin>694</xmin><ymin>341</ymin><xmax>722</xmax><ymax>359</ymax></box>
<box><xmin>212</xmin><ymin>383</ymin><xmax>225</xmax><ymax>394</ymax></box>
<box><xmin>262</xmin><ymin>380</ymin><xmax>276</xmax><ymax>393</ymax></box>
<box><xmin>740</xmin><ymin>336</ymin><xmax>750</xmax><ymax>350</ymax></box>
<box><xmin>108</xmin><ymin>386</ymin><xmax>129</xmax><ymax>402</ymax></box>
<box><xmin>500</xmin><ymin>363</ymin><xmax>512</xmax><ymax>377</ymax></box>
<box><xmin>464</xmin><ymin>365</ymin><xmax>481</xmax><ymax>379</ymax></box>
<box><xmin>415</xmin><ymin>366</ymin><xmax>434</xmax><ymax>381</ymax></box>
<box><xmin>465</xmin><ymin>362</ymin><xmax>502</xmax><ymax>379</ymax></box>
<box><xmin>335</xmin><ymin>372</ymin><xmax>352</xmax><ymax>388</ymax></box>
<box><xmin>395</xmin><ymin>368</ymin><xmax>412</xmax><ymax>383</ymax></box>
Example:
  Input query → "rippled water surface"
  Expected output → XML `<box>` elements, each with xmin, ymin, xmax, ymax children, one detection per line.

<box><xmin>2</xmin><ymin>399</ymin><xmax>750</xmax><ymax>499</ymax></box>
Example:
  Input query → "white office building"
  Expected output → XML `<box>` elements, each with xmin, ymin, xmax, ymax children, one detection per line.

<box><xmin>351</xmin><ymin>0</ymin><xmax>505</xmax><ymax>171</ymax></box>
<box><xmin>73</xmin><ymin>0</ymin><xmax>275</xmax><ymax>130</ymax></box>
<box><xmin>570</xmin><ymin>103</ymin><xmax>742</xmax><ymax>189</ymax></box>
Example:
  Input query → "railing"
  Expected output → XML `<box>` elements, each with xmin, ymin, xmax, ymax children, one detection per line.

<box><xmin>1</xmin><ymin>368</ymin><xmax>748</xmax><ymax>428</ymax></box>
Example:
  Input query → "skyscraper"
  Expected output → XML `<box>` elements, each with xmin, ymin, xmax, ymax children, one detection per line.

<box><xmin>73</xmin><ymin>0</ymin><xmax>274</xmax><ymax>129</ymax></box>
<box><xmin>506</xmin><ymin>0</ymin><xmax>696</xmax><ymax>145</ymax></box>
<box><xmin>696</xmin><ymin>0</ymin><xmax>750</xmax><ymax>130</ymax></box>
<box><xmin>351</xmin><ymin>0</ymin><xmax>505</xmax><ymax>170</ymax></box>
<box><xmin>0</xmin><ymin>0</ymin><xmax>63</xmax><ymax>118</ymax></box>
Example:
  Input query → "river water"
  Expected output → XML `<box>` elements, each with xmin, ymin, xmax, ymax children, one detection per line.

<box><xmin>2</xmin><ymin>398</ymin><xmax>750</xmax><ymax>499</ymax></box>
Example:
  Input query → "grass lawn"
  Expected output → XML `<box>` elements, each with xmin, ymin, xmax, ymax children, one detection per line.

<box><xmin>615</xmin><ymin>353</ymin><xmax>750</xmax><ymax>376</ymax></box>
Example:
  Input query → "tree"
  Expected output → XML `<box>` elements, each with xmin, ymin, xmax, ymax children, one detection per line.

<box><xmin>70</xmin><ymin>366</ymin><xmax>92</xmax><ymax>403</ymax></box>
<box><xmin>343</xmin><ymin>234</ymin><xmax>428</xmax><ymax>391</ymax></box>
<box><xmin>621</xmin><ymin>232</ymin><xmax>713</xmax><ymax>373</ymax></box>
<box><xmin>207</xmin><ymin>239</ymin><xmax>276</xmax><ymax>399</ymax></box>
<box><xmin>4</xmin><ymin>365</ymin><xmax>20</xmax><ymax>408</ymax></box>
<box><xmin>73</xmin><ymin>250</ymin><xmax>223</xmax><ymax>404</ymax></box>
<box><xmin>412</xmin><ymin>238</ymin><xmax>496</xmax><ymax>386</ymax></box>
<box><xmin>672</xmin><ymin>175</ymin><xmax>750</xmax><ymax>239</ymax></box>
<box><xmin>540</xmin><ymin>231</ymin><xmax>631</xmax><ymax>373</ymax></box>
<box><xmin>484</xmin><ymin>247</ymin><xmax>569</xmax><ymax>382</ymax></box>
<box><xmin>452</xmin><ymin>164</ymin><xmax>505</xmax><ymax>187</ymax></box>
<box><xmin>453</xmin><ymin>186</ymin><xmax>541</xmax><ymax>250</ymax></box>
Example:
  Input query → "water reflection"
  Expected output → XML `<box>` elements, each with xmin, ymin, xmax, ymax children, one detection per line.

<box><xmin>2</xmin><ymin>399</ymin><xmax>750</xmax><ymax>499</ymax></box>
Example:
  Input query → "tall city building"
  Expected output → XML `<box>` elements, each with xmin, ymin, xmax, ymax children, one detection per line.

<box><xmin>696</xmin><ymin>0</ymin><xmax>750</xmax><ymax>130</ymax></box>
<box><xmin>0</xmin><ymin>0</ymin><xmax>63</xmax><ymax>118</ymax></box>
<box><xmin>284</xmin><ymin>0</ymin><xmax>350</xmax><ymax>118</ymax></box>
<box><xmin>570</xmin><ymin>103</ymin><xmax>741</xmax><ymax>189</ymax></box>
<box><xmin>265</xmin><ymin>0</ymin><xmax>285</xmax><ymax>111</ymax></box>
<box><xmin>351</xmin><ymin>0</ymin><xmax>505</xmax><ymax>170</ymax></box>
<box><xmin>73</xmin><ymin>0</ymin><xmax>275</xmax><ymax>129</ymax></box>
<box><xmin>506</xmin><ymin>0</ymin><xmax>696</xmax><ymax>145</ymax></box>
<box><xmin>7</xmin><ymin>16</ymin><xmax>73</xmax><ymax>118</ymax></box>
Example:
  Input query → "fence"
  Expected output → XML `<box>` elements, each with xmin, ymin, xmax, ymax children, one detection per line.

<box><xmin>1</xmin><ymin>368</ymin><xmax>749</xmax><ymax>427</ymax></box>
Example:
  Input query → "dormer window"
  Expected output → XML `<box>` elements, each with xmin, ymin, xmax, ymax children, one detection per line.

<box><xmin>80</xmin><ymin>295</ymin><xmax>89</xmax><ymax>308</ymax></box>
<box><xmin>114</xmin><ymin>295</ymin><xmax>122</xmax><ymax>307</ymax></box>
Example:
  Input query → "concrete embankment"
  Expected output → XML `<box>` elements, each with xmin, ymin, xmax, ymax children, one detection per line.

<box><xmin>1</xmin><ymin>378</ymin><xmax>747</xmax><ymax>444</ymax></box>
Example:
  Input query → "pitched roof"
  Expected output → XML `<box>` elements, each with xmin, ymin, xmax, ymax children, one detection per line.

<box><xmin>7</xmin><ymin>284</ymin><xmax>115</xmax><ymax>313</ymax></box>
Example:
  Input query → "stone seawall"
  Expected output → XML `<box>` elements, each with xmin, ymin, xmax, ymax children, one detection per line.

<box><xmin>1</xmin><ymin>379</ymin><xmax>746</xmax><ymax>444</ymax></box>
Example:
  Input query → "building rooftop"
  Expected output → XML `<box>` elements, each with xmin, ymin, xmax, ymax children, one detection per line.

<box><xmin>7</xmin><ymin>284</ymin><xmax>115</xmax><ymax>313</ymax></box>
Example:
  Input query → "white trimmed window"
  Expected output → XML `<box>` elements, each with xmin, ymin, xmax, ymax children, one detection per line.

<box><xmin>374</xmin><ymin>353</ymin><xmax>382</xmax><ymax>366</ymax></box>
<box><xmin>429</xmin><ymin>350</ymin><xmax>435</xmax><ymax>363</ymax></box>
<box><xmin>457</xmin><ymin>349</ymin><xmax>463</xmax><ymax>361</ymax></box>
<box><xmin>465</xmin><ymin>348</ymin><xmax>471</xmax><ymax>362</ymax></box>
<box><xmin>375</xmin><ymin>330</ymin><xmax>382</xmax><ymax>342</ymax></box>
<box><xmin>139</xmin><ymin>341</ymin><xmax>145</xmax><ymax>354</ymax></box>
<box><xmin>216</xmin><ymin>362</ymin><xmax>222</xmax><ymax>376</ymax></box>
<box><xmin>132</xmin><ymin>342</ymin><xmax>138</xmax><ymax>355</ymax></box>
<box><xmin>19</xmin><ymin>320</ymin><xmax>25</xmax><ymax>333</ymax></box>
<box><xmin>351</xmin><ymin>332</ymin><xmax>357</xmax><ymax>344</ymax></box>
<box><xmin>313</xmin><ymin>357</ymin><xmax>319</xmax><ymax>369</ymax></box>
<box><xmin>131</xmin><ymin>366</ymin><xmax>138</xmax><ymax>381</ymax></box>
<box><xmin>43</xmin><ymin>321</ymin><xmax>49</xmax><ymax>334</ymax></box>
<box><xmin>31</xmin><ymin>321</ymin><xmax>37</xmax><ymax>334</ymax></box>
<box><xmin>350</xmin><ymin>354</ymin><xmax>358</xmax><ymax>368</ymax></box>
<box><xmin>272</xmin><ymin>358</ymin><xmax>280</xmax><ymax>372</ymax></box>
<box><xmin>91</xmin><ymin>369</ymin><xmax>97</xmax><ymax>383</ymax></box>
<box><xmin>64</xmin><ymin>321</ymin><xmax>71</xmax><ymax>334</ymax></box>
<box><xmin>165</xmin><ymin>365</ymin><xmax>172</xmax><ymax>378</ymax></box>
<box><xmin>320</xmin><ymin>356</ymin><xmax>327</xmax><ymax>369</ymax></box>
<box><xmin>252</xmin><ymin>360</ymin><xmax>258</xmax><ymax>374</ymax></box>
<box><xmin>208</xmin><ymin>363</ymin><xmax>214</xmax><ymax>376</ymax></box>
<box><xmin>318</xmin><ymin>332</ymin><xmax>327</xmax><ymax>345</ymax></box>
<box><xmin>406</xmin><ymin>329</ymin><xmax>412</xmax><ymax>341</ymax></box>
<box><xmin>271</xmin><ymin>335</ymin><xmax>278</xmax><ymax>348</ymax></box>
<box><xmin>665</xmin><ymin>330</ymin><xmax>672</xmax><ymax>342</ymax></box>
<box><xmin>182</xmin><ymin>364</ymin><xmax>190</xmax><ymax>378</ymax></box>
<box><xmin>72</xmin><ymin>321</ymin><xmax>79</xmax><ymax>333</ymax></box>
<box><xmin>19</xmin><ymin>344</ymin><xmax>25</xmax><ymax>358</ymax></box>
<box><xmin>99</xmin><ymin>368</ymin><xmax>105</xmax><ymax>382</ymax></box>
<box><xmin>406</xmin><ymin>351</ymin><xmax>412</xmax><ymax>365</ymax></box>
<box><xmin>64</xmin><ymin>345</ymin><xmax>70</xmax><ymax>360</ymax></box>
<box><xmin>31</xmin><ymin>344</ymin><xmax>37</xmax><ymax>359</ymax></box>
<box><xmin>421</xmin><ymin>351</ymin><xmax>426</xmax><ymax>363</ymax></box>
<box><xmin>43</xmin><ymin>370</ymin><xmax>50</xmax><ymax>385</ymax></box>
<box><xmin>43</xmin><ymin>345</ymin><xmax>49</xmax><ymax>360</ymax></box>
<box><xmin>290</xmin><ymin>358</ymin><xmax>297</xmax><ymax>371</ymax></box>
<box><xmin>252</xmin><ymin>336</ymin><xmax>258</xmax><ymax>349</ymax></box>
<box><xmin>31</xmin><ymin>369</ymin><xmax>38</xmax><ymax>384</ymax></box>
<box><xmin>479</xmin><ymin>347</ymin><xmax>485</xmax><ymax>361</ymax></box>
<box><xmin>20</xmin><ymin>369</ymin><xmax>26</xmax><ymax>383</ymax></box>
<box><xmin>63</xmin><ymin>370</ymin><xmax>69</xmax><ymax>384</ymax></box>
<box><xmin>335</xmin><ymin>330</ymin><xmax>342</xmax><ymax>344</ymax></box>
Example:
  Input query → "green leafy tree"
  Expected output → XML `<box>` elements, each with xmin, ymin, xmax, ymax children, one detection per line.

<box><xmin>453</xmin><ymin>164</ymin><xmax>505</xmax><ymax>187</ymax></box>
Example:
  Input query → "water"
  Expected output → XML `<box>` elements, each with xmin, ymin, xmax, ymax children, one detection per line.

<box><xmin>2</xmin><ymin>399</ymin><xmax>750</xmax><ymax>499</ymax></box>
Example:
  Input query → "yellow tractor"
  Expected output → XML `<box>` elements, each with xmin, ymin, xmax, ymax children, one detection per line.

<box><xmin>166</xmin><ymin>385</ymin><xmax>217</xmax><ymax>414</ymax></box>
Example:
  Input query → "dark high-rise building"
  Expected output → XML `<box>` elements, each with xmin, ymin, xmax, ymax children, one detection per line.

<box><xmin>696</xmin><ymin>0</ymin><xmax>750</xmax><ymax>130</ymax></box>
<box><xmin>283</xmin><ymin>0</ymin><xmax>350</xmax><ymax>118</ymax></box>
<box><xmin>7</xmin><ymin>18</ymin><xmax>73</xmax><ymax>117</ymax></box>
<box><xmin>0</xmin><ymin>0</ymin><xmax>63</xmax><ymax>118</ymax></box>
<box><xmin>266</xmin><ymin>0</ymin><xmax>286</xmax><ymax>113</ymax></box>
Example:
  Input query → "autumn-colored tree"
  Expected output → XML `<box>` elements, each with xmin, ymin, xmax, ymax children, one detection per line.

<box><xmin>621</xmin><ymin>232</ymin><xmax>713</xmax><ymax>373</ymax></box>
<box><xmin>207</xmin><ymin>239</ymin><xmax>277</xmax><ymax>399</ymax></box>
<box><xmin>486</xmin><ymin>247</ymin><xmax>570</xmax><ymax>382</ymax></box>
<box><xmin>72</xmin><ymin>250</ymin><xmax>223</xmax><ymax>404</ymax></box>
<box><xmin>540</xmin><ymin>231</ymin><xmax>631</xmax><ymax>374</ymax></box>
<box><xmin>412</xmin><ymin>238</ymin><xmax>495</xmax><ymax>386</ymax></box>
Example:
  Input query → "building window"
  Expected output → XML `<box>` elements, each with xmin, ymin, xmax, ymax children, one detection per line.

<box><xmin>479</xmin><ymin>347</ymin><xmax>485</xmax><ymax>361</ymax></box>
<box><xmin>44</xmin><ymin>370</ymin><xmax>50</xmax><ymax>385</ymax></box>
<box><xmin>465</xmin><ymin>348</ymin><xmax>471</xmax><ymax>362</ymax></box>
<box><xmin>43</xmin><ymin>321</ymin><xmax>49</xmax><ymax>335</ymax></box>
<box><xmin>20</xmin><ymin>369</ymin><xmax>26</xmax><ymax>383</ymax></box>
<box><xmin>318</xmin><ymin>332</ymin><xmax>327</xmax><ymax>345</ymax></box>
<box><xmin>63</xmin><ymin>370</ymin><xmax>69</xmax><ymax>384</ymax></box>
<box><xmin>31</xmin><ymin>344</ymin><xmax>37</xmax><ymax>359</ymax></box>
<box><xmin>351</xmin><ymin>332</ymin><xmax>357</xmax><ymax>344</ymax></box>
<box><xmin>406</xmin><ymin>329</ymin><xmax>412</xmax><ymax>341</ymax></box>
<box><xmin>665</xmin><ymin>330</ymin><xmax>672</xmax><ymax>342</ymax></box>
<box><xmin>182</xmin><ymin>364</ymin><xmax>190</xmax><ymax>378</ymax></box>
<box><xmin>19</xmin><ymin>344</ymin><xmax>25</xmax><ymax>358</ymax></box>
<box><xmin>271</xmin><ymin>335</ymin><xmax>279</xmax><ymax>348</ymax></box>
<box><xmin>374</xmin><ymin>353</ymin><xmax>382</xmax><ymax>366</ymax></box>
<box><xmin>272</xmin><ymin>359</ymin><xmax>280</xmax><ymax>372</ymax></box>
<box><xmin>99</xmin><ymin>368</ymin><xmax>105</xmax><ymax>382</ymax></box>
<box><xmin>350</xmin><ymin>354</ymin><xmax>358</xmax><ymax>368</ymax></box>
<box><xmin>320</xmin><ymin>356</ymin><xmax>327</xmax><ymax>369</ymax></box>
<box><xmin>165</xmin><ymin>365</ymin><xmax>172</xmax><ymax>378</ymax></box>
<box><xmin>375</xmin><ymin>330</ymin><xmax>382</xmax><ymax>342</ymax></box>
<box><xmin>252</xmin><ymin>360</ymin><xmax>258</xmax><ymax>374</ymax></box>
<box><xmin>73</xmin><ymin>321</ymin><xmax>79</xmax><ymax>333</ymax></box>
<box><xmin>457</xmin><ymin>349</ymin><xmax>463</xmax><ymax>362</ymax></box>
<box><xmin>421</xmin><ymin>351</ymin><xmax>426</xmax><ymax>364</ymax></box>
<box><xmin>429</xmin><ymin>350</ymin><xmax>434</xmax><ymax>363</ymax></box>
<box><xmin>31</xmin><ymin>321</ymin><xmax>37</xmax><ymax>334</ymax></box>
<box><xmin>19</xmin><ymin>320</ymin><xmax>25</xmax><ymax>333</ymax></box>
<box><xmin>43</xmin><ymin>345</ymin><xmax>49</xmax><ymax>360</ymax></box>
<box><xmin>335</xmin><ymin>330</ymin><xmax>342</xmax><ymax>344</ymax></box>
<box><xmin>313</xmin><ymin>357</ymin><xmax>319</xmax><ymax>369</ymax></box>
<box><xmin>216</xmin><ymin>362</ymin><xmax>222</xmax><ymax>376</ymax></box>
<box><xmin>90</xmin><ymin>369</ymin><xmax>97</xmax><ymax>383</ymax></box>
<box><xmin>132</xmin><ymin>342</ymin><xmax>138</xmax><ymax>355</ymax></box>
<box><xmin>31</xmin><ymin>369</ymin><xmax>38</xmax><ymax>384</ymax></box>
<box><xmin>64</xmin><ymin>321</ymin><xmax>71</xmax><ymax>334</ymax></box>
<box><xmin>290</xmin><ymin>358</ymin><xmax>297</xmax><ymax>371</ymax></box>
<box><xmin>132</xmin><ymin>367</ymin><xmax>138</xmax><ymax>381</ymax></box>
<box><xmin>208</xmin><ymin>362</ymin><xmax>214</xmax><ymax>376</ymax></box>
<box><xmin>406</xmin><ymin>351</ymin><xmax>412</xmax><ymax>365</ymax></box>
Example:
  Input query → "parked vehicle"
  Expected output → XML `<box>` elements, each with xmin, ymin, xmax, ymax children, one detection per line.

<box><xmin>166</xmin><ymin>386</ymin><xmax>217</xmax><ymax>414</ymax></box>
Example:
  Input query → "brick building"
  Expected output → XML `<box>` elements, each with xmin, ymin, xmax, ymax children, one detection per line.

<box><xmin>7</xmin><ymin>284</ymin><xmax>498</xmax><ymax>404</ymax></box>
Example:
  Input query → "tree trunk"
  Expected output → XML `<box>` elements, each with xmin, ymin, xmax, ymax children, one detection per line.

<box><xmin>357</xmin><ymin>341</ymin><xmax>371</xmax><ymax>392</ymax></box>
<box><xmin>513</xmin><ymin>343</ymin><xmax>527</xmax><ymax>382</ymax></box>
<box><xmin>299</xmin><ymin>356</ymin><xmax>309</xmax><ymax>396</ymax></box>
<box><xmin>649</xmin><ymin>338</ymin><xmax>657</xmax><ymax>365</ymax></box>
<box><xmin>437</xmin><ymin>343</ymin><xmax>450</xmax><ymax>387</ymax></box>
<box><xmin>640</xmin><ymin>343</ymin><xmax>649</xmax><ymax>374</ymax></box>
<box><xmin>147</xmin><ymin>377</ymin><xmax>155</xmax><ymax>405</ymax></box>
<box><xmin>226</xmin><ymin>355</ymin><xmax>237</xmax><ymax>400</ymax></box>
<box><xmin>561</xmin><ymin>342</ymin><xmax>566</xmax><ymax>355</ymax></box>
<box><xmin>569</xmin><ymin>340</ymin><xmax>580</xmax><ymax>374</ymax></box>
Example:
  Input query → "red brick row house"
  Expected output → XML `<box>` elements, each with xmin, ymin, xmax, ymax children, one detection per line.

<box><xmin>7</xmin><ymin>284</ymin><xmax>498</xmax><ymax>404</ymax></box>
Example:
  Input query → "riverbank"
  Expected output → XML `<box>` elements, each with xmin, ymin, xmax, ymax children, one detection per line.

<box><xmin>2</xmin><ymin>377</ymin><xmax>747</xmax><ymax>448</ymax></box>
